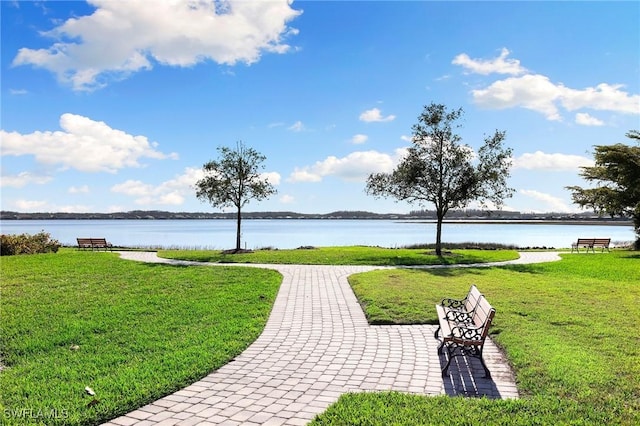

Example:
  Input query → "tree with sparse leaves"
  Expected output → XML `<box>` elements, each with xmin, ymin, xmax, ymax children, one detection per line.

<box><xmin>566</xmin><ymin>130</ymin><xmax>640</xmax><ymax>249</ymax></box>
<box><xmin>366</xmin><ymin>103</ymin><xmax>513</xmax><ymax>256</ymax></box>
<box><xmin>195</xmin><ymin>142</ymin><xmax>276</xmax><ymax>252</ymax></box>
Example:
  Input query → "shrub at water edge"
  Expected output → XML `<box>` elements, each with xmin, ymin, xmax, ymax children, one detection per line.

<box><xmin>0</xmin><ymin>231</ymin><xmax>61</xmax><ymax>256</ymax></box>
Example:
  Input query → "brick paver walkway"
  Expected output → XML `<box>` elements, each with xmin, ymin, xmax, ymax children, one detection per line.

<box><xmin>103</xmin><ymin>251</ymin><xmax>560</xmax><ymax>426</ymax></box>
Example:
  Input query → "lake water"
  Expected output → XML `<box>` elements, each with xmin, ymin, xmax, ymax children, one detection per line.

<box><xmin>0</xmin><ymin>219</ymin><xmax>635</xmax><ymax>249</ymax></box>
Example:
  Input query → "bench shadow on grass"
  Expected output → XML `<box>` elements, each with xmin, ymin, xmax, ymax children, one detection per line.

<box><xmin>439</xmin><ymin>351</ymin><xmax>504</xmax><ymax>398</ymax></box>
<box><xmin>380</xmin><ymin>265</ymin><xmax>519</xmax><ymax>398</ymax></box>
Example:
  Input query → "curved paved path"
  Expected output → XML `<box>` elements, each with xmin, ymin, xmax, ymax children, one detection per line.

<box><xmin>104</xmin><ymin>251</ymin><xmax>561</xmax><ymax>426</ymax></box>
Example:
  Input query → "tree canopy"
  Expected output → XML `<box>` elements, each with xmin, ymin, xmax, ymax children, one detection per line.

<box><xmin>195</xmin><ymin>141</ymin><xmax>276</xmax><ymax>251</ymax></box>
<box><xmin>567</xmin><ymin>130</ymin><xmax>640</xmax><ymax>248</ymax></box>
<box><xmin>366</xmin><ymin>103</ymin><xmax>513</xmax><ymax>255</ymax></box>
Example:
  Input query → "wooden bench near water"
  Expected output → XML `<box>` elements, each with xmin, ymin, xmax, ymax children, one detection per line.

<box><xmin>571</xmin><ymin>238</ymin><xmax>611</xmax><ymax>253</ymax></box>
<box><xmin>77</xmin><ymin>238</ymin><xmax>113</xmax><ymax>251</ymax></box>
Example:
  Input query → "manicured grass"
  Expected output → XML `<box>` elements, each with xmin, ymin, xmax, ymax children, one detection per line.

<box><xmin>311</xmin><ymin>251</ymin><xmax>640</xmax><ymax>425</ymax></box>
<box><xmin>160</xmin><ymin>246</ymin><xmax>519</xmax><ymax>265</ymax></box>
<box><xmin>0</xmin><ymin>250</ymin><xmax>281</xmax><ymax>425</ymax></box>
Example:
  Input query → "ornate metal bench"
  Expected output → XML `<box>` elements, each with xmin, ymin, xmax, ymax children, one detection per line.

<box><xmin>434</xmin><ymin>286</ymin><xmax>496</xmax><ymax>377</ymax></box>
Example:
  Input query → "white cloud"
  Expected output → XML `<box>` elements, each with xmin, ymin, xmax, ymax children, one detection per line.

<box><xmin>472</xmin><ymin>74</ymin><xmax>564</xmax><ymax>120</ymax></box>
<box><xmin>107</xmin><ymin>205</ymin><xmax>127</xmax><ymax>213</ymax></box>
<box><xmin>288</xmin><ymin>121</ymin><xmax>306</xmax><ymax>132</ymax></box>
<box><xmin>111</xmin><ymin>180</ymin><xmax>154</xmax><ymax>197</ymax></box>
<box><xmin>12</xmin><ymin>0</ymin><xmax>302</xmax><ymax>91</ymax></box>
<box><xmin>112</xmin><ymin>180</ymin><xmax>185</xmax><ymax>206</ymax></box>
<box><xmin>262</xmin><ymin>171</ymin><xmax>281</xmax><ymax>186</ymax></box>
<box><xmin>110</xmin><ymin>166</ymin><xmax>285</xmax><ymax>207</ymax></box>
<box><xmin>57</xmin><ymin>204</ymin><xmax>92</xmax><ymax>213</ymax></box>
<box><xmin>0</xmin><ymin>172</ymin><xmax>52</xmax><ymax>188</ymax></box>
<box><xmin>9</xmin><ymin>89</ymin><xmax>28</xmax><ymax>95</ymax></box>
<box><xmin>14</xmin><ymin>199</ymin><xmax>48</xmax><ymax>211</ymax></box>
<box><xmin>111</xmin><ymin>166</ymin><xmax>204</xmax><ymax>206</ymax></box>
<box><xmin>513</xmin><ymin>151</ymin><xmax>593</xmax><ymax>171</ymax></box>
<box><xmin>561</xmin><ymin>83</ymin><xmax>639</xmax><ymax>114</ymax></box>
<box><xmin>288</xmin><ymin>149</ymin><xmax>404</xmax><ymax>183</ymax></box>
<box><xmin>471</xmin><ymin>75</ymin><xmax>640</xmax><ymax>120</ymax></box>
<box><xmin>452</xmin><ymin>48</ymin><xmax>527</xmax><ymax>75</ymax></box>
<box><xmin>280</xmin><ymin>194</ymin><xmax>295</xmax><ymax>204</ymax></box>
<box><xmin>359</xmin><ymin>108</ymin><xmax>396</xmax><ymax>123</ymax></box>
<box><xmin>0</xmin><ymin>113</ymin><xmax>178</xmax><ymax>173</ymax></box>
<box><xmin>351</xmin><ymin>134</ymin><xmax>368</xmax><ymax>144</ymax></box>
<box><xmin>459</xmin><ymin>50</ymin><xmax>640</xmax><ymax>121</ymax></box>
<box><xmin>69</xmin><ymin>185</ymin><xmax>90</xmax><ymax>194</ymax></box>
<box><xmin>288</xmin><ymin>168</ymin><xmax>322</xmax><ymax>183</ymax></box>
<box><xmin>575</xmin><ymin>113</ymin><xmax>604</xmax><ymax>126</ymax></box>
<box><xmin>7</xmin><ymin>198</ymin><xmax>93</xmax><ymax>213</ymax></box>
<box><xmin>519</xmin><ymin>189</ymin><xmax>575</xmax><ymax>213</ymax></box>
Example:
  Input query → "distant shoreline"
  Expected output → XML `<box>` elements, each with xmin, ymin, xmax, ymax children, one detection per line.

<box><xmin>0</xmin><ymin>217</ymin><xmax>632</xmax><ymax>227</ymax></box>
<box><xmin>409</xmin><ymin>219</ymin><xmax>632</xmax><ymax>226</ymax></box>
<box><xmin>0</xmin><ymin>210</ymin><xmax>633</xmax><ymax>226</ymax></box>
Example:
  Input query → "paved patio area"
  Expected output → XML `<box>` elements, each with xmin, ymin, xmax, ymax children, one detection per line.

<box><xmin>103</xmin><ymin>251</ymin><xmax>561</xmax><ymax>426</ymax></box>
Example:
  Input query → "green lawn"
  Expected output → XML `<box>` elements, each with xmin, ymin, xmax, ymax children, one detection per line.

<box><xmin>2</xmin><ymin>248</ymin><xmax>638</xmax><ymax>425</ymax></box>
<box><xmin>0</xmin><ymin>250</ymin><xmax>281</xmax><ymax>425</ymax></box>
<box><xmin>311</xmin><ymin>251</ymin><xmax>640</xmax><ymax>425</ymax></box>
<box><xmin>160</xmin><ymin>245</ymin><xmax>519</xmax><ymax>265</ymax></box>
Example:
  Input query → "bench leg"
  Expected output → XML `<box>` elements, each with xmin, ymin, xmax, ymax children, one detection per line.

<box><xmin>477</xmin><ymin>346</ymin><xmax>491</xmax><ymax>378</ymax></box>
<box><xmin>441</xmin><ymin>344</ymin><xmax>455</xmax><ymax>376</ymax></box>
<box><xmin>441</xmin><ymin>344</ymin><xmax>491</xmax><ymax>378</ymax></box>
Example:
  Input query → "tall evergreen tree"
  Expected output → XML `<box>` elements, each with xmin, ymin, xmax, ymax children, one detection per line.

<box><xmin>567</xmin><ymin>131</ymin><xmax>640</xmax><ymax>248</ymax></box>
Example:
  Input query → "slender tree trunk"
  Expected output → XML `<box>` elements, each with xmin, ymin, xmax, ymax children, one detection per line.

<box><xmin>633</xmin><ymin>211</ymin><xmax>640</xmax><ymax>250</ymax></box>
<box><xmin>435</xmin><ymin>215</ymin><xmax>443</xmax><ymax>256</ymax></box>
<box><xmin>235</xmin><ymin>205</ymin><xmax>242</xmax><ymax>251</ymax></box>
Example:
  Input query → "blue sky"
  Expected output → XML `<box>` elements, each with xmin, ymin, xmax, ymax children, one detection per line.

<box><xmin>2</xmin><ymin>1</ymin><xmax>639</xmax><ymax>215</ymax></box>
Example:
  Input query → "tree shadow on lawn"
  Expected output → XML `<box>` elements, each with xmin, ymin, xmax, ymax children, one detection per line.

<box><xmin>622</xmin><ymin>252</ymin><xmax>640</xmax><ymax>260</ymax></box>
<box><xmin>393</xmin><ymin>263</ymin><xmax>546</xmax><ymax>277</ymax></box>
<box><xmin>352</xmin><ymin>251</ymin><xmax>496</xmax><ymax>267</ymax></box>
<box><xmin>139</xmin><ymin>261</ymin><xmax>194</xmax><ymax>269</ymax></box>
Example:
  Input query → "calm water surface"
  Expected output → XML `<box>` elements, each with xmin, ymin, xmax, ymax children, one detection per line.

<box><xmin>0</xmin><ymin>219</ymin><xmax>635</xmax><ymax>249</ymax></box>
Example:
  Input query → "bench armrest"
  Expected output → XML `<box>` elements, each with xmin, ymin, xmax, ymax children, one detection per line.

<box><xmin>445</xmin><ymin>309</ymin><xmax>473</xmax><ymax>323</ymax></box>
<box><xmin>440</xmin><ymin>297</ymin><xmax>465</xmax><ymax>309</ymax></box>
<box><xmin>450</xmin><ymin>324</ymin><xmax>484</xmax><ymax>341</ymax></box>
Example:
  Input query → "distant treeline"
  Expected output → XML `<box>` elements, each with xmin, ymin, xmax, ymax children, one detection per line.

<box><xmin>0</xmin><ymin>209</ymin><xmax>631</xmax><ymax>222</ymax></box>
